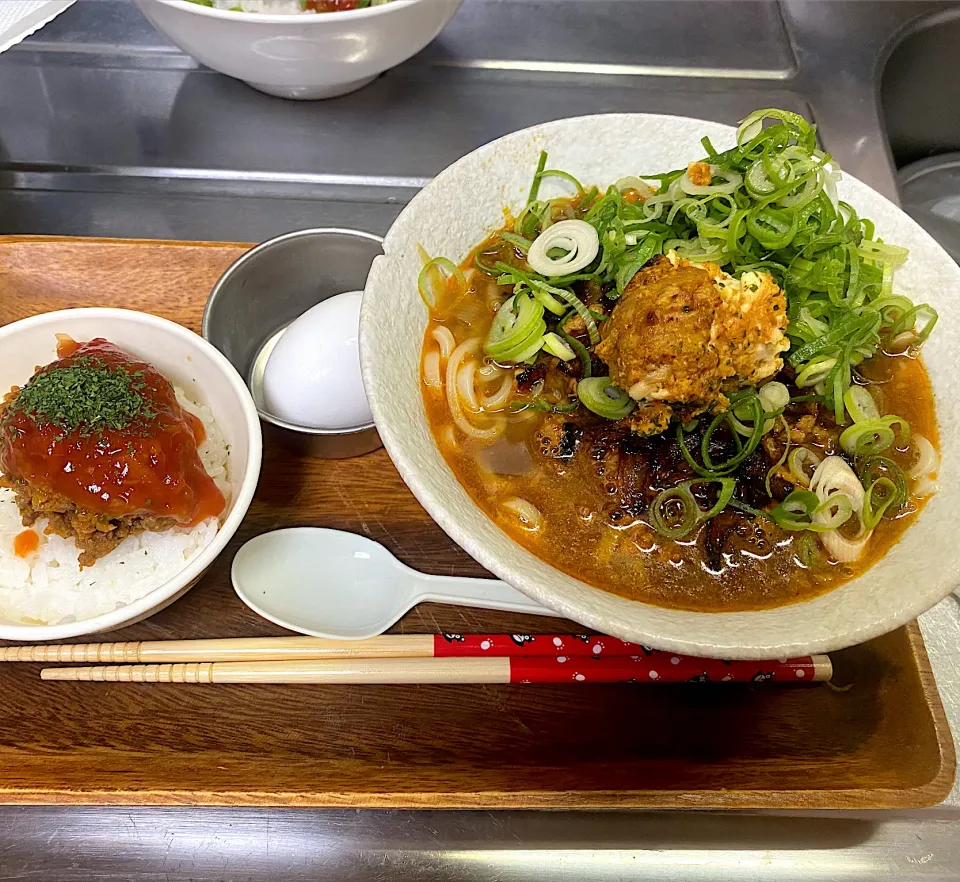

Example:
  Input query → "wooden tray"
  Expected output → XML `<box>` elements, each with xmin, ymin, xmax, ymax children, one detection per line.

<box><xmin>0</xmin><ymin>236</ymin><xmax>954</xmax><ymax>809</ymax></box>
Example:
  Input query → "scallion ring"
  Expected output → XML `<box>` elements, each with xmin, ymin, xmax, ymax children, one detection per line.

<box><xmin>577</xmin><ymin>377</ymin><xmax>635</xmax><ymax>420</ymax></box>
<box><xmin>615</xmin><ymin>176</ymin><xmax>655</xmax><ymax>198</ymax></box>
<box><xmin>787</xmin><ymin>447</ymin><xmax>821</xmax><ymax>486</ymax></box>
<box><xmin>795</xmin><ymin>356</ymin><xmax>837</xmax><ymax>389</ymax></box>
<box><xmin>530</xmin><ymin>285</ymin><xmax>568</xmax><ymax>316</ymax></box>
<box><xmin>843</xmin><ymin>385</ymin><xmax>880</xmax><ymax>423</ymax></box>
<box><xmin>855</xmin><ymin>455</ymin><xmax>908</xmax><ymax>521</ymax></box>
<box><xmin>541</xmin><ymin>332</ymin><xmax>576</xmax><ymax>361</ymax></box>
<box><xmin>769</xmin><ymin>488</ymin><xmax>852</xmax><ymax>533</ymax></box>
<box><xmin>759</xmin><ymin>381</ymin><xmax>790</xmax><ymax>412</ymax></box>
<box><xmin>648</xmin><ymin>478</ymin><xmax>736</xmax><ymax>539</ymax></box>
<box><xmin>417</xmin><ymin>255</ymin><xmax>465</xmax><ymax>309</ymax></box>
<box><xmin>765</xmin><ymin>415</ymin><xmax>791</xmax><ymax>496</ymax></box>
<box><xmin>484</xmin><ymin>293</ymin><xmax>546</xmax><ymax>363</ymax></box>
<box><xmin>839</xmin><ymin>415</ymin><xmax>909</xmax><ymax>457</ymax></box>
<box><xmin>907</xmin><ymin>435</ymin><xmax>939</xmax><ymax>479</ymax></box>
<box><xmin>526</xmin><ymin>220</ymin><xmax>600</xmax><ymax>277</ymax></box>
<box><xmin>533</xmin><ymin>280</ymin><xmax>600</xmax><ymax>345</ymax></box>
<box><xmin>510</xmin><ymin>397</ymin><xmax>579</xmax><ymax>415</ymax></box>
<box><xmin>679</xmin><ymin>166</ymin><xmax>743</xmax><ymax>196</ymax></box>
<box><xmin>861</xmin><ymin>477</ymin><xmax>900</xmax><ymax>530</ymax></box>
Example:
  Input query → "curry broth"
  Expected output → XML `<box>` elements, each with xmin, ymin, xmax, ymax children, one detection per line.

<box><xmin>420</xmin><ymin>241</ymin><xmax>940</xmax><ymax>613</ymax></box>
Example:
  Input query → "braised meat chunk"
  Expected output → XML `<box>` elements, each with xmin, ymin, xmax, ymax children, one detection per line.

<box><xmin>595</xmin><ymin>253</ymin><xmax>789</xmax><ymax>433</ymax></box>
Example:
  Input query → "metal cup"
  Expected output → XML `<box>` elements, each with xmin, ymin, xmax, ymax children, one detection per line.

<box><xmin>202</xmin><ymin>228</ymin><xmax>383</xmax><ymax>459</ymax></box>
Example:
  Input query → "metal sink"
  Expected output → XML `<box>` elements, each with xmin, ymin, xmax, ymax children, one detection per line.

<box><xmin>882</xmin><ymin>7</ymin><xmax>960</xmax><ymax>262</ymax></box>
<box><xmin>882</xmin><ymin>8</ymin><xmax>960</xmax><ymax>167</ymax></box>
<box><xmin>2</xmin><ymin>1</ymin><xmax>960</xmax><ymax>880</ymax></box>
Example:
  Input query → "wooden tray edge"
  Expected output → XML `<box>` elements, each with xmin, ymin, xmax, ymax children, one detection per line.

<box><xmin>0</xmin><ymin>785</ymin><xmax>950</xmax><ymax>810</ymax></box>
<box><xmin>0</xmin><ymin>234</ymin><xmax>253</xmax><ymax>250</ymax></box>
<box><xmin>902</xmin><ymin>621</ymin><xmax>957</xmax><ymax>805</ymax></box>
<box><xmin>2</xmin><ymin>622</ymin><xmax>952</xmax><ymax>812</ymax></box>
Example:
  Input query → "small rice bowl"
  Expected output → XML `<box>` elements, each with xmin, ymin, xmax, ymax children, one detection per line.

<box><xmin>0</xmin><ymin>388</ymin><xmax>230</xmax><ymax>626</ymax></box>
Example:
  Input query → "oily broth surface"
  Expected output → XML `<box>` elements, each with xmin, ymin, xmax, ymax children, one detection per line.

<box><xmin>420</xmin><ymin>242</ymin><xmax>939</xmax><ymax>613</ymax></box>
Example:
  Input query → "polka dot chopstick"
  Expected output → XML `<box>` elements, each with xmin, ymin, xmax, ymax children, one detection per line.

<box><xmin>39</xmin><ymin>654</ymin><xmax>829</xmax><ymax>684</ymax></box>
<box><xmin>10</xmin><ymin>634</ymin><xmax>830</xmax><ymax>684</ymax></box>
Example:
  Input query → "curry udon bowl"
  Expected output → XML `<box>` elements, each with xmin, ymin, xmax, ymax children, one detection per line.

<box><xmin>360</xmin><ymin>113</ymin><xmax>960</xmax><ymax>659</ymax></box>
<box><xmin>0</xmin><ymin>308</ymin><xmax>262</xmax><ymax>642</ymax></box>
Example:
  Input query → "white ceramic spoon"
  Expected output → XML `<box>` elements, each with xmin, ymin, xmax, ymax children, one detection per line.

<box><xmin>231</xmin><ymin>527</ymin><xmax>557</xmax><ymax>639</ymax></box>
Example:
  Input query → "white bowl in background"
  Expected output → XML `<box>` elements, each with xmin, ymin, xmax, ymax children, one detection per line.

<box><xmin>135</xmin><ymin>0</ymin><xmax>464</xmax><ymax>100</ymax></box>
<box><xmin>0</xmin><ymin>308</ymin><xmax>262</xmax><ymax>641</ymax></box>
<box><xmin>360</xmin><ymin>113</ymin><xmax>960</xmax><ymax>659</ymax></box>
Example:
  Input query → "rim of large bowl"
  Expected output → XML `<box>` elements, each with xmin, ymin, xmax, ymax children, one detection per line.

<box><xmin>154</xmin><ymin>0</ymin><xmax>421</xmax><ymax>24</ymax></box>
<box><xmin>0</xmin><ymin>307</ymin><xmax>263</xmax><ymax>640</ymax></box>
<box><xmin>203</xmin><ymin>227</ymin><xmax>383</xmax><ymax>437</ymax></box>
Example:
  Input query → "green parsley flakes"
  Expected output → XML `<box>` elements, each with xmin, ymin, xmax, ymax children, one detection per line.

<box><xmin>7</xmin><ymin>357</ymin><xmax>155</xmax><ymax>435</ymax></box>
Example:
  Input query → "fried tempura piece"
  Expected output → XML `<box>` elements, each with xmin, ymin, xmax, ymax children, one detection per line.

<box><xmin>595</xmin><ymin>253</ymin><xmax>788</xmax><ymax>433</ymax></box>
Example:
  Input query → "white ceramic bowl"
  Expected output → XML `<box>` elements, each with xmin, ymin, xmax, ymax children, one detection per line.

<box><xmin>361</xmin><ymin>113</ymin><xmax>960</xmax><ymax>659</ymax></box>
<box><xmin>0</xmin><ymin>308</ymin><xmax>262</xmax><ymax>641</ymax></box>
<box><xmin>136</xmin><ymin>0</ymin><xmax>464</xmax><ymax>100</ymax></box>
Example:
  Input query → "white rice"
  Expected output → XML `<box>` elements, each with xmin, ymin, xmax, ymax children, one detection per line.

<box><xmin>0</xmin><ymin>388</ymin><xmax>230</xmax><ymax>626</ymax></box>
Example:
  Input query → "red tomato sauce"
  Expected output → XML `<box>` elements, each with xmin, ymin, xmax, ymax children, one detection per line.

<box><xmin>0</xmin><ymin>339</ymin><xmax>224</xmax><ymax>526</ymax></box>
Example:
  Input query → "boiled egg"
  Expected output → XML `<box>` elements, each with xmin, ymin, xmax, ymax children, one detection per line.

<box><xmin>262</xmin><ymin>290</ymin><xmax>372</xmax><ymax>430</ymax></box>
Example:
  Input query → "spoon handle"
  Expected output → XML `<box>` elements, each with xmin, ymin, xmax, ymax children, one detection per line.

<box><xmin>414</xmin><ymin>575</ymin><xmax>557</xmax><ymax>617</ymax></box>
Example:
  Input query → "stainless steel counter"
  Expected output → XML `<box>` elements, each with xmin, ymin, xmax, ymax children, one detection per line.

<box><xmin>2</xmin><ymin>1</ymin><xmax>960</xmax><ymax>878</ymax></box>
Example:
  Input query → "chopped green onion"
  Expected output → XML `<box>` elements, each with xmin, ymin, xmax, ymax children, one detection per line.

<box><xmin>769</xmin><ymin>488</ymin><xmax>853</xmax><ymax>533</ymax></box>
<box><xmin>494</xmin><ymin>262</ymin><xmax>600</xmax><ymax>345</ymax></box>
<box><xmin>839</xmin><ymin>415</ymin><xmax>909</xmax><ymax>457</ymax></box>
<box><xmin>843</xmin><ymin>385</ymin><xmax>880</xmax><ymax>423</ymax></box>
<box><xmin>538</xmin><ymin>168</ymin><xmax>585</xmax><ymax>194</ymax></box>
<box><xmin>855</xmin><ymin>455</ymin><xmax>908</xmax><ymax>523</ymax></box>
<box><xmin>648</xmin><ymin>478</ymin><xmax>736</xmax><ymax>539</ymax></box>
<box><xmin>527</xmin><ymin>220</ymin><xmax>599</xmax><ymax>277</ymax></box>
<box><xmin>529</xmin><ymin>285</ymin><xmax>568</xmax><ymax>316</ymax></box>
<box><xmin>417</xmin><ymin>254</ymin><xmax>465</xmax><ymax>309</ymax></box>
<box><xmin>795</xmin><ymin>531</ymin><xmax>824</xmax><ymax>568</ymax></box>
<box><xmin>577</xmin><ymin>377</ymin><xmax>635</xmax><ymax>420</ymax></box>
<box><xmin>765</xmin><ymin>415</ymin><xmax>791</xmax><ymax>497</ymax></box>
<box><xmin>759</xmin><ymin>381</ymin><xmax>790</xmax><ymax>412</ymax></box>
<box><xmin>796</xmin><ymin>356</ymin><xmax>838</xmax><ymax>388</ymax></box>
<box><xmin>484</xmin><ymin>293</ymin><xmax>546</xmax><ymax>363</ymax></box>
<box><xmin>678</xmin><ymin>392</ymin><xmax>767</xmax><ymax>477</ymax></box>
<box><xmin>861</xmin><ymin>477</ymin><xmax>899</xmax><ymax>530</ymax></box>
<box><xmin>788</xmin><ymin>447</ymin><xmax>821</xmax><ymax>486</ymax></box>
<box><xmin>538</xmin><ymin>281</ymin><xmax>599</xmax><ymax>345</ymax></box>
<box><xmin>475</xmin><ymin>251</ymin><xmax>499</xmax><ymax>276</ymax></box>
<box><xmin>541</xmin><ymin>332</ymin><xmax>576</xmax><ymax>361</ymax></box>
<box><xmin>498</xmin><ymin>231</ymin><xmax>533</xmax><ymax>254</ymax></box>
<box><xmin>729</xmin><ymin>498</ymin><xmax>769</xmax><ymax>519</ymax></box>
<box><xmin>510</xmin><ymin>397</ymin><xmax>579</xmax><ymax>414</ymax></box>
<box><xmin>526</xmin><ymin>150</ymin><xmax>548</xmax><ymax>206</ymax></box>
<box><xmin>888</xmin><ymin>303</ymin><xmax>939</xmax><ymax>348</ymax></box>
<box><xmin>561</xmin><ymin>328</ymin><xmax>592</xmax><ymax>378</ymax></box>
<box><xmin>510</xmin><ymin>329</ymin><xmax>549</xmax><ymax>364</ymax></box>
